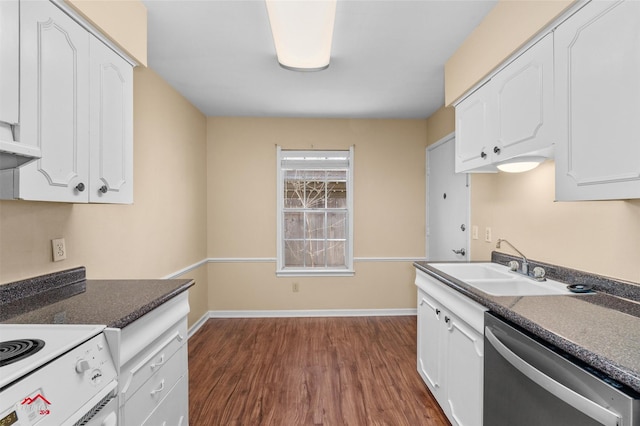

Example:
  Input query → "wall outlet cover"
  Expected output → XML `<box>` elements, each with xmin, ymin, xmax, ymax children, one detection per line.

<box><xmin>52</xmin><ymin>238</ymin><xmax>67</xmax><ymax>262</ymax></box>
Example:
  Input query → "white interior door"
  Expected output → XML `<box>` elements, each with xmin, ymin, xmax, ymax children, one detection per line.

<box><xmin>427</xmin><ymin>134</ymin><xmax>469</xmax><ymax>261</ymax></box>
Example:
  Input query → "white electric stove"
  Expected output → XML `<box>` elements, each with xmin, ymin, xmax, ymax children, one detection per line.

<box><xmin>0</xmin><ymin>324</ymin><xmax>118</xmax><ymax>426</ymax></box>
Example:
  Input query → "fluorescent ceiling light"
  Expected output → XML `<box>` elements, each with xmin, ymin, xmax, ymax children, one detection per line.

<box><xmin>496</xmin><ymin>156</ymin><xmax>546</xmax><ymax>173</ymax></box>
<box><xmin>265</xmin><ymin>0</ymin><xmax>337</xmax><ymax>71</ymax></box>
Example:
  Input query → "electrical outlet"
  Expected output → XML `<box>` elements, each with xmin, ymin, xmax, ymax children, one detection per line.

<box><xmin>472</xmin><ymin>225</ymin><xmax>479</xmax><ymax>240</ymax></box>
<box><xmin>52</xmin><ymin>238</ymin><xmax>67</xmax><ymax>262</ymax></box>
<box><xmin>292</xmin><ymin>282</ymin><xmax>299</xmax><ymax>293</ymax></box>
<box><xmin>485</xmin><ymin>227</ymin><xmax>492</xmax><ymax>243</ymax></box>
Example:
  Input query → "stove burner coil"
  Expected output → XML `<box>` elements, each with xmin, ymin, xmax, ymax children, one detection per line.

<box><xmin>0</xmin><ymin>339</ymin><xmax>45</xmax><ymax>367</ymax></box>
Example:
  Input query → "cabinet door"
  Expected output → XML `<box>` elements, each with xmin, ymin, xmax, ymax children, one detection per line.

<box><xmin>455</xmin><ymin>82</ymin><xmax>495</xmax><ymax>173</ymax></box>
<box><xmin>444</xmin><ymin>311</ymin><xmax>483</xmax><ymax>426</ymax></box>
<box><xmin>417</xmin><ymin>290</ymin><xmax>443</xmax><ymax>396</ymax></box>
<box><xmin>19</xmin><ymin>0</ymin><xmax>90</xmax><ymax>202</ymax></box>
<box><xmin>0</xmin><ymin>0</ymin><xmax>19</xmax><ymax>125</ymax></box>
<box><xmin>555</xmin><ymin>0</ymin><xmax>640</xmax><ymax>200</ymax></box>
<box><xmin>89</xmin><ymin>36</ymin><xmax>133</xmax><ymax>204</ymax></box>
<box><xmin>493</xmin><ymin>33</ymin><xmax>554</xmax><ymax>162</ymax></box>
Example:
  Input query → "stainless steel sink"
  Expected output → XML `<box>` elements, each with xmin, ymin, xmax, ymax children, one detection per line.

<box><xmin>431</xmin><ymin>262</ymin><xmax>579</xmax><ymax>296</ymax></box>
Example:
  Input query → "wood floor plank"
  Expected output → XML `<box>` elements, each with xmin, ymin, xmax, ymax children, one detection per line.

<box><xmin>188</xmin><ymin>316</ymin><xmax>450</xmax><ymax>425</ymax></box>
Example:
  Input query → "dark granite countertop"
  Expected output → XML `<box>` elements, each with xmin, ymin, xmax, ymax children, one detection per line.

<box><xmin>414</xmin><ymin>257</ymin><xmax>640</xmax><ymax>394</ymax></box>
<box><xmin>0</xmin><ymin>267</ymin><xmax>194</xmax><ymax>328</ymax></box>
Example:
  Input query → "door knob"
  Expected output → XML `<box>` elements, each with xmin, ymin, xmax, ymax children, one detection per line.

<box><xmin>452</xmin><ymin>248</ymin><xmax>466</xmax><ymax>256</ymax></box>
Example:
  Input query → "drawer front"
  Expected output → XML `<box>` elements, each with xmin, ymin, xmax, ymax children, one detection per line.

<box><xmin>120</xmin><ymin>292</ymin><xmax>189</xmax><ymax>366</ymax></box>
<box><xmin>123</xmin><ymin>345</ymin><xmax>187</xmax><ymax>426</ymax></box>
<box><xmin>142</xmin><ymin>374</ymin><xmax>189</xmax><ymax>426</ymax></box>
<box><xmin>121</xmin><ymin>318</ymin><xmax>187</xmax><ymax>400</ymax></box>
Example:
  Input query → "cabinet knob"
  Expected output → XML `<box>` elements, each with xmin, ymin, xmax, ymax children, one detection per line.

<box><xmin>435</xmin><ymin>308</ymin><xmax>441</xmax><ymax>315</ymax></box>
<box><xmin>99</xmin><ymin>185</ymin><xmax>108</xmax><ymax>194</ymax></box>
<box><xmin>480</xmin><ymin>151</ymin><xmax>487</xmax><ymax>159</ymax></box>
<box><xmin>444</xmin><ymin>316</ymin><xmax>450</xmax><ymax>324</ymax></box>
<box><xmin>75</xmin><ymin>183</ymin><xmax>85</xmax><ymax>192</ymax></box>
<box><xmin>493</xmin><ymin>146</ymin><xmax>501</xmax><ymax>154</ymax></box>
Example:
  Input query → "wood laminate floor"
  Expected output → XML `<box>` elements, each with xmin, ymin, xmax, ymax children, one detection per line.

<box><xmin>188</xmin><ymin>316</ymin><xmax>450</xmax><ymax>425</ymax></box>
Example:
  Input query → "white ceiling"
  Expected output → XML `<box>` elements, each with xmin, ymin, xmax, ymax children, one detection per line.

<box><xmin>143</xmin><ymin>0</ymin><xmax>497</xmax><ymax>119</ymax></box>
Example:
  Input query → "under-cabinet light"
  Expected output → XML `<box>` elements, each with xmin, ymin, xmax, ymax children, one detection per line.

<box><xmin>496</xmin><ymin>156</ymin><xmax>546</xmax><ymax>173</ymax></box>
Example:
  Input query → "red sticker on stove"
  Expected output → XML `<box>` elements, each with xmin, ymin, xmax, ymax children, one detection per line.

<box><xmin>21</xmin><ymin>394</ymin><xmax>51</xmax><ymax>406</ymax></box>
<box><xmin>21</xmin><ymin>392</ymin><xmax>51</xmax><ymax>417</ymax></box>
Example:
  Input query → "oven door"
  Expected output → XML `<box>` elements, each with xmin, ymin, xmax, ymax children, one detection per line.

<box><xmin>64</xmin><ymin>381</ymin><xmax>118</xmax><ymax>426</ymax></box>
<box><xmin>77</xmin><ymin>393</ymin><xmax>118</xmax><ymax>426</ymax></box>
<box><xmin>484</xmin><ymin>312</ymin><xmax>639</xmax><ymax>426</ymax></box>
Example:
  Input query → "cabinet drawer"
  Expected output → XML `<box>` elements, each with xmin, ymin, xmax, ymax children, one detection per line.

<box><xmin>123</xmin><ymin>345</ymin><xmax>187</xmax><ymax>426</ymax></box>
<box><xmin>142</xmin><ymin>374</ymin><xmax>189</xmax><ymax>426</ymax></box>
<box><xmin>120</xmin><ymin>318</ymin><xmax>187</xmax><ymax>401</ymax></box>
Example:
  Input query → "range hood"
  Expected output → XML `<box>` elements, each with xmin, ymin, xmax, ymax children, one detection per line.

<box><xmin>0</xmin><ymin>123</ymin><xmax>41</xmax><ymax>170</ymax></box>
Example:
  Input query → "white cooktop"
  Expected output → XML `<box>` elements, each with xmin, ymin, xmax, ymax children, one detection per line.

<box><xmin>0</xmin><ymin>324</ymin><xmax>105</xmax><ymax>389</ymax></box>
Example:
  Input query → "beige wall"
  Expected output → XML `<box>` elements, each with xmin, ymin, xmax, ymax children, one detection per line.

<box><xmin>0</xmin><ymin>67</ymin><xmax>209</xmax><ymax>326</ymax></box>
<box><xmin>445</xmin><ymin>0</ymin><xmax>575</xmax><ymax>105</ymax></box>
<box><xmin>426</xmin><ymin>106</ymin><xmax>455</xmax><ymax>146</ymax></box>
<box><xmin>206</xmin><ymin>117</ymin><xmax>427</xmax><ymax>310</ymax></box>
<box><xmin>470</xmin><ymin>163</ymin><xmax>640</xmax><ymax>283</ymax></box>
<box><xmin>65</xmin><ymin>0</ymin><xmax>147</xmax><ymax>66</ymax></box>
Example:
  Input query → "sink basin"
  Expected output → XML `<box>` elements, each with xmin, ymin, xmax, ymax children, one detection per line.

<box><xmin>431</xmin><ymin>262</ymin><xmax>513</xmax><ymax>280</ymax></box>
<box><xmin>430</xmin><ymin>262</ymin><xmax>580</xmax><ymax>296</ymax></box>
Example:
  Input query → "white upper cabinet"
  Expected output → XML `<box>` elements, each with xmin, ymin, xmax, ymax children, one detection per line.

<box><xmin>554</xmin><ymin>0</ymin><xmax>640</xmax><ymax>201</ymax></box>
<box><xmin>492</xmin><ymin>33</ymin><xmax>554</xmax><ymax>163</ymax></box>
<box><xmin>2</xmin><ymin>0</ymin><xmax>134</xmax><ymax>203</ymax></box>
<box><xmin>455</xmin><ymin>33</ymin><xmax>554</xmax><ymax>173</ymax></box>
<box><xmin>0</xmin><ymin>0</ymin><xmax>19</xmax><ymax>126</ymax></box>
<box><xmin>455</xmin><ymin>82</ymin><xmax>494</xmax><ymax>173</ymax></box>
<box><xmin>0</xmin><ymin>0</ymin><xmax>42</xmax><ymax>170</ymax></box>
<box><xmin>17</xmin><ymin>0</ymin><xmax>91</xmax><ymax>202</ymax></box>
<box><xmin>89</xmin><ymin>37</ymin><xmax>133</xmax><ymax>204</ymax></box>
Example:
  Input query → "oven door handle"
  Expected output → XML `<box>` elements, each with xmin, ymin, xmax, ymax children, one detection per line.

<box><xmin>485</xmin><ymin>327</ymin><xmax>621</xmax><ymax>426</ymax></box>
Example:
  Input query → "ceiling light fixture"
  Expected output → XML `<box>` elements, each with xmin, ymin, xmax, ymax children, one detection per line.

<box><xmin>265</xmin><ymin>0</ymin><xmax>337</xmax><ymax>72</ymax></box>
<box><xmin>495</xmin><ymin>156</ymin><xmax>547</xmax><ymax>173</ymax></box>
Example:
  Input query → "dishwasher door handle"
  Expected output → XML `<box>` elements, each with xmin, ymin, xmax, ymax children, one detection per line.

<box><xmin>485</xmin><ymin>327</ymin><xmax>621</xmax><ymax>426</ymax></box>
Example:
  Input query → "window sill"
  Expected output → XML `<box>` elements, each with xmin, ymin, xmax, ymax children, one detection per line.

<box><xmin>276</xmin><ymin>268</ymin><xmax>355</xmax><ymax>278</ymax></box>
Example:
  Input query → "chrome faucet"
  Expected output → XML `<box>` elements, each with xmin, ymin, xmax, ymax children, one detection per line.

<box><xmin>496</xmin><ymin>239</ymin><xmax>529</xmax><ymax>276</ymax></box>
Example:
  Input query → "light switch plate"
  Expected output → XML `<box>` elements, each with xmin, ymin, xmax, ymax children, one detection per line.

<box><xmin>485</xmin><ymin>227</ymin><xmax>492</xmax><ymax>243</ymax></box>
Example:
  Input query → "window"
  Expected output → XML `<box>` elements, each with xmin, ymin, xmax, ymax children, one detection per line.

<box><xmin>276</xmin><ymin>147</ymin><xmax>354</xmax><ymax>276</ymax></box>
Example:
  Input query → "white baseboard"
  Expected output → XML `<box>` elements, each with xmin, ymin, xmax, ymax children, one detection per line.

<box><xmin>188</xmin><ymin>311</ymin><xmax>211</xmax><ymax>338</ymax></box>
<box><xmin>208</xmin><ymin>308</ymin><xmax>417</xmax><ymax>318</ymax></box>
<box><xmin>188</xmin><ymin>308</ymin><xmax>417</xmax><ymax>337</ymax></box>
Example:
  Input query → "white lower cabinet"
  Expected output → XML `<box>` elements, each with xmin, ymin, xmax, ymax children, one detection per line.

<box><xmin>124</xmin><ymin>345</ymin><xmax>187</xmax><ymax>426</ymax></box>
<box><xmin>416</xmin><ymin>269</ymin><xmax>487</xmax><ymax>426</ymax></box>
<box><xmin>142</xmin><ymin>375</ymin><xmax>188</xmax><ymax>426</ymax></box>
<box><xmin>106</xmin><ymin>292</ymin><xmax>190</xmax><ymax>426</ymax></box>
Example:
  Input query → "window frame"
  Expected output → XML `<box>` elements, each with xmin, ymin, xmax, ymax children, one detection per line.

<box><xmin>276</xmin><ymin>146</ymin><xmax>354</xmax><ymax>277</ymax></box>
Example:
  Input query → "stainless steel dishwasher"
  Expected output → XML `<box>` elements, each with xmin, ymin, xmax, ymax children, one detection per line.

<box><xmin>484</xmin><ymin>312</ymin><xmax>640</xmax><ymax>426</ymax></box>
